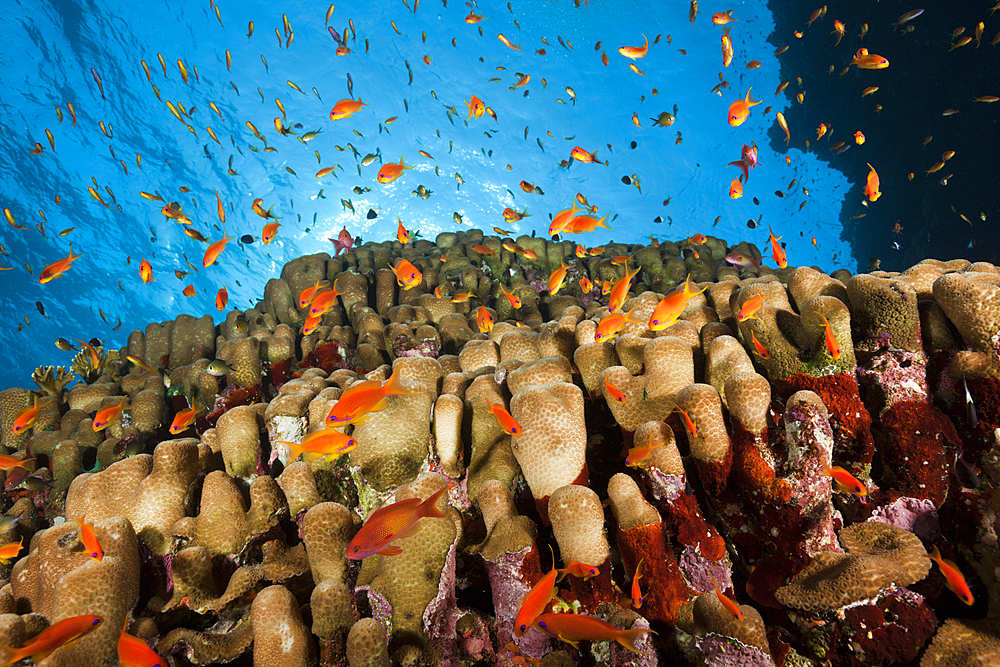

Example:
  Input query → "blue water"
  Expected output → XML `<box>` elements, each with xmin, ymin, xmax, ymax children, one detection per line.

<box><xmin>3</xmin><ymin>0</ymin><xmax>921</xmax><ymax>389</ymax></box>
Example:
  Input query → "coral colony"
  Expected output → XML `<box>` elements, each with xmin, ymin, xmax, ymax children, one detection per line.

<box><xmin>2</xmin><ymin>232</ymin><xmax>1000</xmax><ymax>666</ymax></box>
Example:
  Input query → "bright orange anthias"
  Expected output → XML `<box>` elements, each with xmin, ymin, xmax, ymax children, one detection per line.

<box><xmin>674</xmin><ymin>403</ymin><xmax>699</xmax><ymax>437</ymax></box>
<box><xmin>299</xmin><ymin>279</ymin><xmax>331</xmax><ymax>309</ymax></box>
<box><xmin>309</xmin><ymin>279</ymin><xmax>346</xmax><ymax>317</ymax></box>
<box><xmin>605</xmin><ymin>378</ymin><xmax>626</xmax><ymax>404</ymax></box>
<box><xmin>118</xmin><ymin>619</ymin><xmax>167</xmax><ymax>667</ymax></box>
<box><xmin>608</xmin><ymin>264</ymin><xmax>640</xmax><ymax>314</ymax></box>
<box><xmin>92</xmin><ymin>398</ymin><xmax>129</xmax><ymax>432</ymax></box>
<box><xmin>391</xmin><ymin>258</ymin><xmax>423</xmax><ymax>290</ymax></box>
<box><xmin>75</xmin><ymin>515</ymin><xmax>104</xmax><ymax>561</ymax></box>
<box><xmin>532</xmin><ymin>613</ymin><xmax>649</xmax><ymax>653</ymax></box>
<box><xmin>548</xmin><ymin>202</ymin><xmax>581</xmax><ymax>235</ymax></box>
<box><xmin>476</xmin><ymin>305</ymin><xmax>494</xmax><ymax>333</ymax></box>
<box><xmin>569</xmin><ymin>146</ymin><xmax>607</xmax><ymax>165</ymax></box>
<box><xmin>768</xmin><ymin>225</ymin><xmax>787</xmax><ymax>268</ymax></box>
<box><xmin>0</xmin><ymin>537</ymin><xmax>23</xmax><ymax>565</ymax></box>
<box><xmin>202</xmin><ymin>232</ymin><xmax>234</xmax><ymax>268</ymax></box>
<box><xmin>0</xmin><ymin>614</ymin><xmax>103</xmax><ymax>665</ymax></box>
<box><xmin>712</xmin><ymin>575</ymin><xmax>744</xmax><ymax>620</ymax></box>
<box><xmin>727</xmin><ymin>88</ymin><xmax>761</xmax><ymax>126</ymax></box>
<box><xmin>631</xmin><ymin>559</ymin><xmax>645</xmax><ymax>608</ymax></box>
<box><xmin>548</xmin><ymin>260</ymin><xmax>570</xmax><ymax>295</ymax></box>
<box><xmin>169</xmin><ymin>403</ymin><xmax>204</xmax><ymax>435</ymax></box>
<box><xmin>648</xmin><ymin>275</ymin><xmax>706</xmax><ymax>331</ymax></box>
<box><xmin>815</xmin><ymin>312</ymin><xmax>841</xmax><ymax>359</ymax></box>
<box><xmin>557</xmin><ymin>561</ymin><xmax>600</xmax><ymax>581</ymax></box>
<box><xmin>618</xmin><ymin>34</ymin><xmax>648</xmax><ymax>59</ymax></box>
<box><xmin>215</xmin><ymin>285</ymin><xmax>228</xmax><ymax>311</ymax></box>
<box><xmin>377</xmin><ymin>156</ymin><xmax>412</xmax><ymax>184</ymax></box>
<box><xmin>514</xmin><ymin>550</ymin><xmax>558</xmax><ymax>637</ymax></box>
<box><xmin>486</xmin><ymin>398</ymin><xmax>522</xmax><ymax>436</ymax></box>
<box><xmin>396</xmin><ymin>217</ymin><xmax>412</xmax><ymax>244</ymax></box>
<box><xmin>737</xmin><ymin>294</ymin><xmax>765</xmax><ymax>322</ymax></box>
<box><xmin>262</xmin><ymin>221</ymin><xmax>281</xmax><ymax>245</ymax></box>
<box><xmin>626</xmin><ymin>438</ymin><xmax>662</xmax><ymax>467</ymax></box>
<box><xmin>820</xmin><ymin>459</ymin><xmax>867</xmax><ymax>495</ymax></box>
<box><xmin>330</xmin><ymin>98</ymin><xmax>370</xmax><ymax>120</ymax></box>
<box><xmin>499</xmin><ymin>284</ymin><xmax>521</xmax><ymax>309</ymax></box>
<box><xmin>38</xmin><ymin>245</ymin><xmax>82</xmax><ymax>284</ymax></box>
<box><xmin>594</xmin><ymin>304</ymin><xmax>643</xmax><ymax>343</ymax></box>
<box><xmin>326</xmin><ymin>368</ymin><xmax>415</xmax><ymax>426</ymax></box>
<box><xmin>928</xmin><ymin>545</ymin><xmax>974</xmax><ymax>605</ymax></box>
<box><xmin>12</xmin><ymin>396</ymin><xmax>51</xmax><ymax>435</ymax></box>
<box><xmin>276</xmin><ymin>428</ymin><xmax>357</xmax><ymax>463</ymax></box>
<box><xmin>850</xmin><ymin>47</ymin><xmax>888</xmax><ymax>69</ymax></box>
<box><xmin>346</xmin><ymin>485</ymin><xmax>449</xmax><ymax>559</ymax></box>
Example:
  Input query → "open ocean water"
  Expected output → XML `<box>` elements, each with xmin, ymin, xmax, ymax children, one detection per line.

<box><xmin>0</xmin><ymin>0</ymin><xmax>996</xmax><ymax>389</ymax></box>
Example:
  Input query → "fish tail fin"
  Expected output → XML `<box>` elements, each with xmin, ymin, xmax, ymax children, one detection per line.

<box><xmin>15</xmin><ymin>457</ymin><xmax>35</xmax><ymax>471</ymax></box>
<box><xmin>598</xmin><ymin>216</ymin><xmax>613</xmax><ymax>230</ymax></box>
<box><xmin>420</xmin><ymin>485</ymin><xmax>450</xmax><ymax>519</ymax></box>
<box><xmin>615</xmin><ymin>629</ymin><xmax>647</xmax><ymax>653</ymax></box>
<box><xmin>278</xmin><ymin>440</ymin><xmax>303</xmax><ymax>462</ymax></box>
<box><xmin>0</xmin><ymin>645</ymin><xmax>28</xmax><ymax>665</ymax></box>
<box><xmin>465</xmin><ymin>100</ymin><xmax>474</xmax><ymax>120</ymax></box>
<box><xmin>383</xmin><ymin>367</ymin><xmax>417</xmax><ymax>397</ymax></box>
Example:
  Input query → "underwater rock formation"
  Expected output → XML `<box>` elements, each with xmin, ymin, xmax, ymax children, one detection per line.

<box><xmin>0</xmin><ymin>231</ymin><xmax>997</xmax><ymax>665</ymax></box>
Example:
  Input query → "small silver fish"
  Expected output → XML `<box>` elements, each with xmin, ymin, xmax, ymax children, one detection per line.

<box><xmin>206</xmin><ymin>360</ymin><xmax>232</xmax><ymax>377</ymax></box>
<box><xmin>233</xmin><ymin>314</ymin><xmax>250</xmax><ymax>335</ymax></box>
<box><xmin>55</xmin><ymin>338</ymin><xmax>76</xmax><ymax>351</ymax></box>
<box><xmin>455</xmin><ymin>172</ymin><xmax>464</xmax><ymax>189</ymax></box>
<box><xmin>0</xmin><ymin>516</ymin><xmax>19</xmax><ymax>532</ymax></box>
<box><xmin>565</xmin><ymin>86</ymin><xmax>576</xmax><ymax>105</ymax></box>
<box><xmin>453</xmin><ymin>212</ymin><xmax>463</xmax><ymax>225</ymax></box>
<box><xmin>361</xmin><ymin>150</ymin><xmax>381</xmax><ymax>166</ymax></box>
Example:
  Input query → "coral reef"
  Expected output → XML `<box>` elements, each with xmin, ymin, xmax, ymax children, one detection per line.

<box><xmin>1</xmin><ymin>234</ymin><xmax>997</xmax><ymax>666</ymax></box>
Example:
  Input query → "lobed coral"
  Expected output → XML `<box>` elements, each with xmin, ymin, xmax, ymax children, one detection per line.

<box><xmin>0</xmin><ymin>238</ymin><xmax>995</xmax><ymax>666</ymax></box>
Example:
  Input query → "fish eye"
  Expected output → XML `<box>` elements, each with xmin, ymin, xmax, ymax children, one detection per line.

<box><xmin>538</xmin><ymin>621</ymin><xmax>547</xmax><ymax>629</ymax></box>
<box><xmin>519</xmin><ymin>624</ymin><xmax>526</xmax><ymax>632</ymax></box>
<box><xmin>353</xmin><ymin>546</ymin><xmax>360</xmax><ymax>552</ymax></box>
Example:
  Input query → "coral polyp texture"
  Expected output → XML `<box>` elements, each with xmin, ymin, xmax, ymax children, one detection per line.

<box><xmin>2</xmin><ymin>232</ymin><xmax>998</xmax><ymax>666</ymax></box>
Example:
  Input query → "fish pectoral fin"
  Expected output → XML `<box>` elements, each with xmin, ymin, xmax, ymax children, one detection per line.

<box><xmin>558</xmin><ymin>634</ymin><xmax>580</xmax><ymax>650</ymax></box>
<box><xmin>378</xmin><ymin>544</ymin><xmax>403</xmax><ymax>556</ymax></box>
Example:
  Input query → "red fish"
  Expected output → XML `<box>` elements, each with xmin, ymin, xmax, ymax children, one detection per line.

<box><xmin>737</xmin><ymin>294</ymin><xmax>764</xmax><ymax>322</ymax></box>
<box><xmin>594</xmin><ymin>304</ymin><xmax>643</xmax><ymax>343</ymax></box>
<box><xmin>727</xmin><ymin>88</ymin><xmax>761</xmax><ymax>126</ymax></box>
<box><xmin>548</xmin><ymin>260</ymin><xmax>571</xmax><ymax>295</ymax></box>
<box><xmin>514</xmin><ymin>553</ymin><xmax>558</xmax><ymax>637</ymax></box>
<box><xmin>625</xmin><ymin>439</ymin><xmax>661</xmax><ymax>467</ymax></box>
<box><xmin>39</xmin><ymin>245</ymin><xmax>82</xmax><ymax>284</ymax></box>
<box><xmin>532</xmin><ymin>613</ymin><xmax>648</xmax><ymax>653</ymax></box>
<box><xmin>632</xmin><ymin>559</ymin><xmax>645</xmax><ymax>609</ymax></box>
<box><xmin>347</xmin><ymin>485</ymin><xmax>449</xmax><ymax>559</ymax></box>
<box><xmin>118</xmin><ymin>620</ymin><xmax>167</xmax><ymax>667</ymax></box>
<box><xmin>865</xmin><ymin>163</ymin><xmax>881</xmax><ymax>202</ymax></box>
<box><xmin>75</xmin><ymin>515</ymin><xmax>104</xmax><ymax>561</ymax></box>
<box><xmin>262</xmin><ymin>221</ymin><xmax>281</xmax><ymax>245</ymax></box>
<box><xmin>850</xmin><ymin>47</ymin><xmax>888</xmax><ymax>69</ymax></box>
<box><xmin>750</xmin><ymin>330</ymin><xmax>770</xmax><ymax>359</ymax></box>
<box><xmin>608</xmin><ymin>264</ymin><xmax>640</xmax><ymax>313</ymax></box>
<box><xmin>674</xmin><ymin>403</ymin><xmax>699</xmax><ymax>438</ymax></box>
<box><xmin>0</xmin><ymin>455</ymin><xmax>34</xmax><ymax>472</ymax></box>
<box><xmin>726</xmin><ymin>143</ymin><xmax>759</xmax><ymax>183</ymax></box>
<box><xmin>486</xmin><ymin>398</ymin><xmax>522</xmax><ymax>436</ymax></box>
<box><xmin>820</xmin><ymin>459</ymin><xmax>866</xmax><ymax>495</ymax></box>
<box><xmin>712</xmin><ymin>575</ymin><xmax>744</xmax><ymax>621</ymax></box>
<box><xmin>0</xmin><ymin>537</ymin><xmax>23</xmax><ymax>565</ymax></box>
<box><xmin>476</xmin><ymin>305</ymin><xmax>495</xmax><ymax>333</ymax></box>
<box><xmin>330</xmin><ymin>226</ymin><xmax>354</xmax><ymax>255</ymax></box>
<box><xmin>298</xmin><ymin>279</ymin><xmax>331</xmax><ymax>309</ymax></box>
<box><xmin>768</xmin><ymin>226</ymin><xmax>787</xmax><ymax>268</ymax></box>
<box><xmin>499</xmin><ymin>284</ymin><xmax>521</xmax><ymax>309</ymax></box>
<box><xmin>605</xmin><ymin>378</ymin><xmax>626</xmax><ymax>403</ymax></box>
<box><xmin>815</xmin><ymin>312</ymin><xmax>841</xmax><ymax>359</ymax></box>
<box><xmin>928</xmin><ymin>545</ymin><xmax>974</xmax><ymax>605</ymax></box>
<box><xmin>215</xmin><ymin>285</ymin><xmax>229</xmax><ymax>311</ymax></box>
<box><xmin>0</xmin><ymin>615</ymin><xmax>103</xmax><ymax>665</ymax></box>
<box><xmin>326</xmin><ymin>368</ymin><xmax>415</xmax><ymax>426</ymax></box>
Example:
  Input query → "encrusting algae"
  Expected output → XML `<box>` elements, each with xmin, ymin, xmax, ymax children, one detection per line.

<box><xmin>0</xmin><ymin>228</ymin><xmax>999</xmax><ymax>666</ymax></box>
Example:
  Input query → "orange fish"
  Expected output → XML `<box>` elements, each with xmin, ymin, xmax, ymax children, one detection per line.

<box><xmin>215</xmin><ymin>190</ymin><xmax>226</xmax><ymax>224</ymax></box>
<box><xmin>216</xmin><ymin>285</ymin><xmax>229</xmax><ymax>311</ymax></box>
<box><xmin>831</xmin><ymin>20</ymin><xmax>845</xmax><ymax>45</ymax></box>
<box><xmin>850</xmin><ymin>47</ymin><xmax>888</xmax><ymax>69</ymax></box>
<box><xmin>465</xmin><ymin>11</ymin><xmax>487</xmax><ymax>24</ymax></box>
<box><xmin>486</xmin><ymin>398</ymin><xmax>521</xmax><ymax>436</ymax></box>
<box><xmin>557</xmin><ymin>561</ymin><xmax>600</xmax><ymax>581</ymax></box>
<box><xmin>391</xmin><ymin>258</ymin><xmax>423</xmax><ymax>290</ymax></box>
<box><xmin>737</xmin><ymin>294</ymin><xmax>764</xmax><ymax>322</ymax></box>
<box><xmin>169</xmin><ymin>403</ymin><xmax>203</xmax><ymax>434</ymax></box>
<box><xmin>465</xmin><ymin>95</ymin><xmax>485</xmax><ymax>119</ymax></box>
<box><xmin>0</xmin><ymin>455</ymin><xmax>34</xmax><ymax>471</ymax></box>
<box><xmin>92</xmin><ymin>398</ymin><xmax>129</xmax><ymax>432</ymax></box>
<box><xmin>500</xmin><ymin>284</ymin><xmax>521</xmax><ymax>309</ymax></box>
<box><xmin>595</xmin><ymin>304</ymin><xmax>644</xmax><ymax>343</ymax></box>
<box><xmin>626</xmin><ymin>439</ymin><xmax>662</xmax><ymax>467</ymax></box>
<box><xmin>608</xmin><ymin>264</ymin><xmax>640</xmax><ymax>314</ymax></box>
<box><xmin>12</xmin><ymin>396</ymin><xmax>51</xmax><ymax>435</ymax></box>
<box><xmin>38</xmin><ymin>245</ymin><xmax>82</xmax><ymax>284</ymax></box>
<box><xmin>262</xmin><ymin>221</ymin><xmax>281</xmax><ymax>245</ymax></box>
<box><xmin>605</xmin><ymin>378</ymin><xmax>626</xmax><ymax>403</ymax></box>
<box><xmin>865</xmin><ymin>163</ymin><xmax>881</xmax><ymax>202</ymax></box>
<box><xmin>302</xmin><ymin>314</ymin><xmax>322</xmax><ymax>336</ymax></box>
<box><xmin>0</xmin><ymin>537</ymin><xmax>23</xmax><ymax>564</ymax></box>
<box><xmin>471</xmin><ymin>244</ymin><xmax>493</xmax><ymax>256</ymax></box>
<box><xmin>854</xmin><ymin>131</ymin><xmax>865</xmax><ymax>145</ymax></box>
<box><xmin>139</xmin><ymin>259</ymin><xmax>154</xmax><ymax>283</ymax></box>
<box><xmin>768</xmin><ymin>226</ymin><xmax>787</xmax><ymax>268</ymax></box>
<box><xmin>202</xmin><ymin>232</ymin><xmax>234</xmax><ymax>268</ymax></box>
<box><xmin>648</xmin><ymin>275</ymin><xmax>707</xmax><ymax>331</ymax></box>
<box><xmin>514</xmin><ymin>553</ymin><xmax>558</xmax><ymax>637</ymax></box>
<box><xmin>75</xmin><ymin>515</ymin><xmax>104</xmax><ymax>561</ymax></box>
<box><xmin>618</xmin><ymin>34</ymin><xmax>649</xmax><ymax>59</ymax></box>
<box><xmin>347</xmin><ymin>485</ymin><xmax>449</xmax><ymax>559</ymax></box>
<box><xmin>532</xmin><ymin>613</ymin><xmax>648</xmax><ymax>653</ymax></box>
<box><xmin>570</xmin><ymin>146</ymin><xmax>606</xmax><ymax>165</ymax></box>
<box><xmin>727</xmin><ymin>88</ymin><xmax>761</xmax><ymax>126</ymax></box>
<box><xmin>563</xmin><ymin>213</ymin><xmax>611</xmax><ymax>234</ymax></box>
<box><xmin>497</xmin><ymin>33</ymin><xmax>521</xmax><ymax>51</ymax></box>
<box><xmin>548</xmin><ymin>260</ymin><xmax>570</xmax><ymax>295</ymax></box>
<box><xmin>477</xmin><ymin>305</ymin><xmax>495</xmax><ymax>333</ymax></box>
<box><xmin>309</xmin><ymin>281</ymin><xmax>345</xmax><ymax>316</ymax></box>
<box><xmin>632</xmin><ymin>559</ymin><xmax>645</xmax><ymax>609</ymax></box>
<box><xmin>299</xmin><ymin>279</ymin><xmax>331</xmax><ymax>309</ymax></box>
<box><xmin>501</xmin><ymin>207</ymin><xmax>529</xmax><ymax>223</ymax></box>
<box><xmin>330</xmin><ymin>98</ymin><xmax>370</xmax><ymax>120</ymax></box>
<box><xmin>721</xmin><ymin>25</ymin><xmax>734</xmax><ymax>67</ymax></box>
<box><xmin>0</xmin><ymin>615</ymin><xmax>103</xmax><ymax>665</ymax></box>
<box><xmin>674</xmin><ymin>403</ymin><xmax>699</xmax><ymax>437</ymax></box>
<box><xmin>712</xmin><ymin>10</ymin><xmax>736</xmax><ymax>24</ymax></box>
<box><xmin>377</xmin><ymin>155</ymin><xmax>412</xmax><ymax>184</ymax></box>
<box><xmin>276</xmin><ymin>428</ymin><xmax>358</xmax><ymax>462</ymax></box>
<box><xmin>182</xmin><ymin>285</ymin><xmax>196</xmax><ymax>297</ymax></box>
<box><xmin>548</xmin><ymin>202</ymin><xmax>581</xmax><ymax>235</ymax></box>
<box><xmin>579</xmin><ymin>276</ymin><xmax>593</xmax><ymax>294</ymax></box>
<box><xmin>118</xmin><ymin>620</ymin><xmax>167</xmax><ymax>667</ymax></box>
<box><xmin>251</xmin><ymin>198</ymin><xmax>281</xmax><ymax>220</ymax></box>
<box><xmin>729</xmin><ymin>178</ymin><xmax>743</xmax><ymax>199</ymax></box>
<box><xmin>750</xmin><ymin>330</ymin><xmax>770</xmax><ymax>359</ymax></box>
<box><xmin>820</xmin><ymin>459</ymin><xmax>866</xmax><ymax>495</ymax></box>
<box><xmin>928</xmin><ymin>545</ymin><xmax>974</xmax><ymax>605</ymax></box>
<box><xmin>712</xmin><ymin>575</ymin><xmax>744</xmax><ymax>621</ymax></box>
<box><xmin>396</xmin><ymin>217</ymin><xmax>412</xmax><ymax>244</ymax></box>
<box><xmin>326</xmin><ymin>368</ymin><xmax>415</xmax><ymax>426</ymax></box>
<box><xmin>450</xmin><ymin>291</ymin><xmax>473</xmax><ymax>303</ymax></box>
<box><xmin>815</xmin><ymin>312</ymin><xmax>841</xmax><ymax>360</ymax></box>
